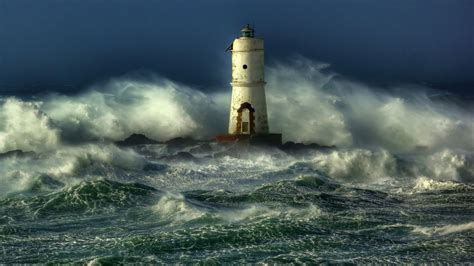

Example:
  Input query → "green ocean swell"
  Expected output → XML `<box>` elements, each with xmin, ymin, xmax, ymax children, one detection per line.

<box><xmin>1</xmin><ymin>176</ymin><xmax>473</xmax><ymax>263</ymax></box>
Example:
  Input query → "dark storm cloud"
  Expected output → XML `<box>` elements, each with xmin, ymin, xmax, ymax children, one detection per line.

<box><xmin>0</xmin><ymin>0</ymin><xmax>473</xmax><ymax>95</ymax></box>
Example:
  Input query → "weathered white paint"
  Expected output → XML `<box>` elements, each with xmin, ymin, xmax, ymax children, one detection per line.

<box><xmin>228</xmin><ymin>28</ymin><xmax>269</xmax><ymax>134</ymax></box>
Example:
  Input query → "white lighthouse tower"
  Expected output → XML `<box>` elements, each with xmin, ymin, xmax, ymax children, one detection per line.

<box><xmin>228</xmin><ymin>25</ymin><xmax>269</xmax><ymax>135</ymax></box>
<box><xmin>217</xmin><ymin>25</ymin><xmax>281</xmax><ymax>145</ymax></box>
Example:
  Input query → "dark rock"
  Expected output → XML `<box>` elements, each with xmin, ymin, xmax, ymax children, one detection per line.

<box><xmin>115</xmin><ymin>134</ymin><xmax>160</xmax><ymax>146</ymax></box>
<box><xmin>166</xmin><ymin>137</ymin><xmax>199</xmax><ymax>146</ymax></box>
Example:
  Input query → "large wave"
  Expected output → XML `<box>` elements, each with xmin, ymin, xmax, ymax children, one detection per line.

<box><xmin>0</xmin><ymin>58</ymin><xmax>472</xmax><ymax>154</ymax></box>
<box><xmin>41</xmin><ymin>78</ymin><xmax>226</xmax><ymax>144</ymax></box>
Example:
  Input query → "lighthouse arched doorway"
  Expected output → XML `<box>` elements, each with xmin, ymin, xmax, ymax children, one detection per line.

<box><xmin>236</xmin><ymin>102</ymin><xmax>255</xmax><ymax>135</ymax></box>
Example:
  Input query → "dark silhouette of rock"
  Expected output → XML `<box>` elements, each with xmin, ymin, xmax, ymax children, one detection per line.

<box><xmin>115</xmin><ymin>134</ymin><xmax>160</xmax><ymax>146</ymax></box>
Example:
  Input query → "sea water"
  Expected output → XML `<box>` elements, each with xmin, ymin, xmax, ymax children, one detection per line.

<box><xmin>0</xmin><ymin>142</ymin><xmax>472</xmax><ymax>264</ymax></box>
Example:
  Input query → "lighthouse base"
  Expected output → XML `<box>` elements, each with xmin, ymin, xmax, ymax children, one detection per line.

<box><xmin>215</xmin><ymin>133</ymin><xmax>282</xmax><ymax>146</ymax></box>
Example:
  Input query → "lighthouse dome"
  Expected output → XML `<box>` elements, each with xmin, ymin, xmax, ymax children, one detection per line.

<box><xmin>240</xmin><ymin>24</ymin><xmax>255</xmax><ymax>38</ymax></box>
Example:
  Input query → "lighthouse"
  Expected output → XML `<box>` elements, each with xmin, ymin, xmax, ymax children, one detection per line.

<box><xmin>217</xmin><ymin>25</ymin><xmax>281</xmax><ymax>145</ymax></box>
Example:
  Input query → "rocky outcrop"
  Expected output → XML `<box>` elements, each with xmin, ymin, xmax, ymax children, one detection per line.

<box><xmin>114</xmin><ymin>134</ymin><xmax>160</xmax><ymax>146</ymax></box>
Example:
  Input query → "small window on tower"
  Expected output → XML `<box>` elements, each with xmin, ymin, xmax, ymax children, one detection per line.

<box><xmin>243</xmin><ymin>64</ymin><xmax>248</xmax><ymax>69</ymax></box>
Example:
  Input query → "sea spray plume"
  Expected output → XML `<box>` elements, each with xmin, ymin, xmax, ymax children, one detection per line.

<box><xmin>340</xmin><ymin>82</ymin><xmax>474</xmax><ymax>153</ymax></box>
<box><xmin>266</xmin><ymin>59</ymin><xmax>352</xmax><ymax>146</ymax></box>
<box><xmin>266</xmin><ymin>58</ymin><xmax>474</xmax><ymax>153</ymax></box>
<box><xmin>0</xmin><ymin>98</ymin><xmax>60</xmax><ymax>153</ymax></box>
<box><xmin>41</xmin><ymin>76</ymin><xmax>226</xmax><ymax>143</ymax></box>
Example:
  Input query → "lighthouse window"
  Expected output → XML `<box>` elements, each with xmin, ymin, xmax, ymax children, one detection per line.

<box><xmin>243</xmin><ymin>64</ymin><xmax>248</xmax><ymax>69</ymax></box>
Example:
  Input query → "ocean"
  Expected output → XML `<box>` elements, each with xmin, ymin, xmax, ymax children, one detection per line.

<box><xmin>1</xmin><ymin>141</ymin><xmax>473</xmax><ymax>264</ymax></box>
<box><xmin>1</xmin><ymin>60</ymin><xmax>473</xmax><ymax>263</ymax></box>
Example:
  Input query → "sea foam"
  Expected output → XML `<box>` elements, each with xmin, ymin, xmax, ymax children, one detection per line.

<box><xmin>412</xmin><ymin>221</ymin><xmax>474</xmax><ymax>236</ymax></box>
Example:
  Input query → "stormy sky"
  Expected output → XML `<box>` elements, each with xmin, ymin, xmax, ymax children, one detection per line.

<box><xmin>0</xmin><ymin>0</ymin><xmax>472</xmax><ymax>96</ymax></box>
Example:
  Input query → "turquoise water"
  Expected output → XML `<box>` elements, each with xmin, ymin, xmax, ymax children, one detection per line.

<box><xmin>1</xmin><ymin>143</ymin><xmax>473</xmax><ymax>263</ymax></box>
